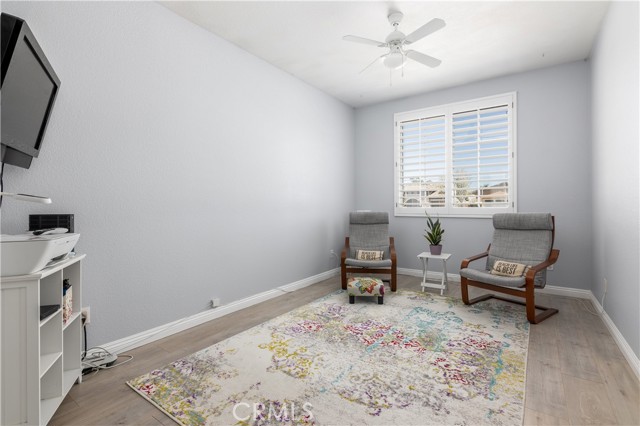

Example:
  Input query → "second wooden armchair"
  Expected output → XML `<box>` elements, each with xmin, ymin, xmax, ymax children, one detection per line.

<box><xmin>341</xmin><ymin>211</ymin><xmax>397</xmax><ymax>292</ymax></box>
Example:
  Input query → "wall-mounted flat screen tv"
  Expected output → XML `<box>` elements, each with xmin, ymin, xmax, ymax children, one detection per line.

<box><xmin>1</xmin><ymin>13</ymin><xmax>61</xmax><ymax>169</ymax></box>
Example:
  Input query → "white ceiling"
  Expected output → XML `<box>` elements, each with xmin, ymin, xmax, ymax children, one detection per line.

<box><xmin>160</xmin><ymin>1</ymin><xmax>609</xmax><ymax>108</ymax></box>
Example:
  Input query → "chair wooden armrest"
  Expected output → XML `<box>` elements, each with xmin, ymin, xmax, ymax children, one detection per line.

<box><xmin>388</xmin><ymin>237</ymin><xmax>397</xmax><ymax>291</ymax></box>
<box><xmin>340</xmin><ymin>237</ymin><xmax>349</xmax><ymax>289</ymax></box>
<box><xmin>460</xmin><ymin>245</ymin><xmax>491</xmax><ymax>269</ymax></box>
<box><xmin>525</xmin><ymin>249</ymin><xmax>560</xmax><ymax>280</ymax></box>
<box><xmin>341</xmin><ymin>237</ymin><xmax>349</xmax><ymax>264</ymax></box>
<box><xmin>389</xmin><ymin>237</ymin><xmax>396</xmax><ymax>261</ymax></box>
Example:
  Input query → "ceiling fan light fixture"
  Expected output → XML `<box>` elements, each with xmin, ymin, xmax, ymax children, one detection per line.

<box><xmin>383</xmin><ymin>51</ymin><xmax>404</xmax><ymax>69</ymax></box>
<box><xmin>343</xmin><ymin>12</ymin><xmax>445</xmax><ymax>75</ymax></box>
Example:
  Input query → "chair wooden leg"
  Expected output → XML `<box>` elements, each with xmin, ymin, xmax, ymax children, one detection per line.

<box><xmin>378</xmin><ymin>296</ymin><xmax>383</xmax><ymax>305</ymax></box>
<box><xmin>461</xmin><ymin>277</ymin><xmax>492</xmax><ymax>305</ymax></box>
<box><xmin>391</xmin><ymin>268</ymin><xmax>397</xmax><ymax>292</ymax></box>
<box><xmin>349</xmin><ymin>295</ymin><xmax>354</xmax><ymax>304</ymax></box>
<box><xmin>341</xmin><ymin>266</ymin><xmax>347</xmax><ymax>290</ymax></box>
<box><xmin>461</xmin><ymin>277</ymin><xmax>470</xmax><ymax>304</ymax></box>
<box><xmin>525</xmin><ymin>286</ymin><xmax>559</xmax><ymax>324</ymax></box>
<box><xmin>497</xmin><ymin>294</ymin><xmax>559</xmax><ymax>324</ymax></box>
<box><xmin>525</xmin><ymin>282</ymin><xmax>536</xmax><ymax>322</ymax></box>
<box><xmin>461</xmin><ymin>279</ymin><xmax>559</xmax><ymax>324</ymax></box>
<box><xmin>464</xmin><ymin>293</ymin><xmax>495</xmax><ymax>305</ymax></box>
<box><xmin>531</xmin><ymin>307</ymin><xmax>559</xmax><ymax>324</ymax></box>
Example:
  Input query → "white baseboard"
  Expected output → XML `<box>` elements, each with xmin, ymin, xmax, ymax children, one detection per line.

<box><xmin>397</xmin><ymin>267</ymin><xmax>461</xmax><ymax>282</ymax></box>
<box><xmin>536</xmin><ymin>285</ymin><xmax>592</xmax><ymax>299</ymax></box>
<box><xmin>485</xmin><ymin>283</ymin><xmax>638</xmax><ymax>378</ymax></box>
<box><xmin>587</xmin><ymin>293</ymin><xmax>640</xmax><ymax>380</ymax></box>
<box><xmin>102</xmin><ymin>268</ymin><xmax>339</xmax><ymax>355</ymax></box>
<box><xmin>101</xmin><ymin>268</ymin><xmax>640</xmax><ymax>380</ymax></box>
<box><xmin>401</xmin><ymin>268</ymin><xmax>639</xmax><ymax>379</ymax></box>
<box><xmin>537</xmin><ymin>286</ymin><xmax>639</xmax><ymax>378</ymax></box>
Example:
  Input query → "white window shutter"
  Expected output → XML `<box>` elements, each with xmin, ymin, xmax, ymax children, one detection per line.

<box><xmin>394</xmin><ymin>93</ymin><xmax>516</xmax><ymax>217</ymax></box>
<box><xmin>397</xmin><ymin>115</ymin><xmax>446</xmax><ymax>209</ymax></box>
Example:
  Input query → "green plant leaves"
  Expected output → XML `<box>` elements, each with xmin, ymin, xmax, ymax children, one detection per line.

<box><xmin>424</xmin><ymin>212</ymin><xmax>444</xmax><ymax>246</ymax></box>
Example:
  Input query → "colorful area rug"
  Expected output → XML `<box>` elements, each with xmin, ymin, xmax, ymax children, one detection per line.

<box><xmin>127</xmin><ymin>290</ymin><xmax>529</xmax><ymax>425</ymax></box>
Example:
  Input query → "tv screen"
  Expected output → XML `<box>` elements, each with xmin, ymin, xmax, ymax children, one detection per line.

<box><xmin>1</xmin><ymin>13</ymin><xmax>60</xmax><ymax>169</ymax></box>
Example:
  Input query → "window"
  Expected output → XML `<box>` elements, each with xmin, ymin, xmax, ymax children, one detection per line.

<box><xmin>394</xmin><ymin>93</ymin><xmax>517</xmax><ymax>217</ymax></box>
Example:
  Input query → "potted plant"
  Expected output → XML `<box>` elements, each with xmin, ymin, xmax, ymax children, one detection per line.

<box><xmin>424</xmin><ymin>213</ymin><xmax>445</xmax><ymax>255</ymax></box>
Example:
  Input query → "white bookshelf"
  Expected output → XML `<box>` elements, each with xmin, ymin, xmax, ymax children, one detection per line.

<box><xmin>1</xmin><ymin>254</ymin><xmax>85</xmax><ymax>425</ymax></box>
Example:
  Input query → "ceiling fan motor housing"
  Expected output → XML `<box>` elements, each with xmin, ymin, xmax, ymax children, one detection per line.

<box><xmin>388</xmin><ymin>12</ymin><xmax>404</xmax><ymax>26</ymax></box>
<box><xmin>385</xmin><ymin>30</ymin><xmax>406</xmax><ymax>44</ymax></box>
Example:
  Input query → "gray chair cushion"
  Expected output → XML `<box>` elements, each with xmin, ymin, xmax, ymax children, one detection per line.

<box><xmin>493</xmin><ymin>213</ymin><xmax>553</xmax><ymax>230</ymax></box>
<box><xmin>345</xmin><ymin>258</ymin><xmax>393</xmax><ymax>268</ymax></box>
<box><xmin>349</xmin><ymin>212</ymin><xmax>390</xmax><ymax>259</ymax></box>
<box><xmin>460</xmin><ymin>268</ymin><xmax>526</xmax><ymax>288</ymax></box>
<box><xmin>350</xmin><ymin>211</ymin><xmax>389</xmax><ymax>225</ymax></box>
<box><xmin>486</xmin><ymin>213</ymin><xmax>553</xmax><ymax>287</ymax></box>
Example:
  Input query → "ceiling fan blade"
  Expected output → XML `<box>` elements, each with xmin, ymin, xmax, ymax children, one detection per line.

<box><xmin>359</xmin><ymin>54</ymin><xmax>386</xmax><ymax>74</ymax></box>
<box><xmin>343</xmin><ymin>35</ymin><xmax>387</xmax><ymax>47</ymax></box>
<box><xmin>404</xmin><ymin>18</ymin><xmax>446</xmax><ymax>44</ymax></box>
<box><xmin>406</xmin><ymin>50</ymin><xmax>442</xmax><ymax>68</ymax></box>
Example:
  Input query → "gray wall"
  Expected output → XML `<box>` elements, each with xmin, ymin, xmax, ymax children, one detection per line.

<box><xmin>2</xmin><ymin>1</ymin><xmax>636</xmax><ymax>360</ymax></box>
<box><xmin>354</xmin><ymin>61</ymin><xmax>592</xmax><ymax>289</ymax></box>
<box><xmin>0</xmin><ymin>2</ymin><xmax>355</xmax><ymax>346</ymax></box>
<box><xmin>590</xmin><ymin>1</ymin><xmax>639</xmax><ymax>357</ymax></box>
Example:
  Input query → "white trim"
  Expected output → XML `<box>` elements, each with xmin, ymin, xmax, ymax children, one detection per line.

<box><xmin>536</xmin><ymin>285</ymin><xmax>592</xmax><ymax>299</ymax></box>
<box><xmin>397</xmin><ymin>267</ymin><xmax>425</xmax><ymax>277</ymax></box>
<box><xmin>98</xmin><ymin>268</ymin><xmax>640</xmax><ymax>380</ymax></box>
<box><xmin>588</xmin><ymin>292</ymin><xmax>640</xmax><ymax>380</ymax></box>
<box><xmin>100</xmin><ymin>268</ymin><xmax>339</xmax><ymax>355</ymax></box>
<box><xmin>401</xmin><ymin>269</ymin><xmax>639</xmax><ymax>378</ymax></box>
<box><xmin>398</xmin><ymin>267</ymin><xmax>461</xmax><ymax>283</ymax></box>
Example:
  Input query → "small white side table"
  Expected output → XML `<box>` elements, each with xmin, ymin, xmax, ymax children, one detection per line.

<box><xmin>417</xmin><ymin>252</ymin><xmax>452</xmax><ymax>296</ymax></box>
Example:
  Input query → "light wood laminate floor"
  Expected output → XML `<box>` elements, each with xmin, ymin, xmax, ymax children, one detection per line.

<box><xmin>51</xmin><ymin>275</ymin><xmax>640</xmax><ymax>425</ymax></box>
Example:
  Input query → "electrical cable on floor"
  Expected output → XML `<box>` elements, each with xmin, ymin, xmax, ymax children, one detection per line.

<box><xmin>330</xmin><ymin>251</ymin><xmax>340</xmax><ymax>267</ymax></box>
<box><xmin>545</xmin><ymin>294</ymin><xmax>601</xmax><ymax>317</ymax></box>
<box><xmin>578</xmin><ymin>298</ymin><xmax>601</xmax><ymax>316</ymax></box>
<box><xmin>0</xmin><ymin>161</ymin><xmax>5</xmax><ymax>208</ymax></box>
<box><xmin>83</xmin><ymin>321</ymin><xmax>88</xmax><ymax>356</ymax></box>
<box><xmin>82</xmin><ymin>346</ymin><xmax>133</xmax><ymax>376</ymax></box>
<box><xmin>82</xmin><ymin>316</ymin><xmax>134</xmax><ymax>375</ymax></box>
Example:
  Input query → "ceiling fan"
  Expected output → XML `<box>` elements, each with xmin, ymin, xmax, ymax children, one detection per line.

<box><xmin>343</xmin><ymin>12</ymin><xmax>445</xmax><ymax>73</ymax></box>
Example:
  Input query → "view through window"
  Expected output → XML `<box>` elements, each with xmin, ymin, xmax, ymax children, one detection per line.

<box><xmin>394</xmin><ymin>93</ymin><xmax>517</xmax><ymax>217</ymax></box>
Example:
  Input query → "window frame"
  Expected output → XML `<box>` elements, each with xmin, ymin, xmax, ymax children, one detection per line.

<box><xmin>394</xmin><ymin>92</ymin><xmax>518</xmax><ymax>218</ymax></box>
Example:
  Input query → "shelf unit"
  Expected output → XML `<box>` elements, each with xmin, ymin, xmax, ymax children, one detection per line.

<box><xmin>1</xmin><ymin>254</ymin><xmax>85</xmax><ymax>425</ymax></box>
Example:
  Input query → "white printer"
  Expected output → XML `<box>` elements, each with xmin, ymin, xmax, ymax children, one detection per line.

<box><xmin>1</xmin><ymin>232</ymin><xmax>80</xmax><ymax>276</ymax></box>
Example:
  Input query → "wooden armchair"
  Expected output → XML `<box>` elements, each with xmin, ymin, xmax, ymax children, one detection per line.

<box><xmin>341</xmin><ymin>212</ymin><xmax>397</xmax><ymax>292</ymax></box>
<box><xmin>459</xmin><ymin>213</ymin><xmax>559</xmax><ymax>324</ymax></box>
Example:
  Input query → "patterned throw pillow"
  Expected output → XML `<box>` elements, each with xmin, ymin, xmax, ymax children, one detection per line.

<box><xmin>356</xmin><ymin>250</ymin><xmax>384</xmax><ymax>261</ymax></box>
<box><xmin>491</xmin><ymin>260</ymin><xmax>530</xmax><ymax>277</ymax></box>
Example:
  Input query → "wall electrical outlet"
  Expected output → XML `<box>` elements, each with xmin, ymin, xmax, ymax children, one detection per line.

<box><xmin>211</xmin><ymin>298</ymin><xmax>221</xmax><ymax>308</ymax></box>
<box><xmin>330</xmin><ymin>249</ymin><xmax>336</xmax><ymax>256</ymax></box>
<box><xmin>81</xmin><ymin>306</ymin><xmax>91</xmax><ymax>324</ymax></box>
<box><xmin>546</xmin><ymin>265</ymin><xmax>554</xmax><ymax>271</ymax></box>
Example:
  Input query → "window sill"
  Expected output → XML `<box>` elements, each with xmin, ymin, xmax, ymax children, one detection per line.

<box><xmin>394</xmin><ymin>212</ymin><xmax>496</xmax><ymax>219</ymax></box>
